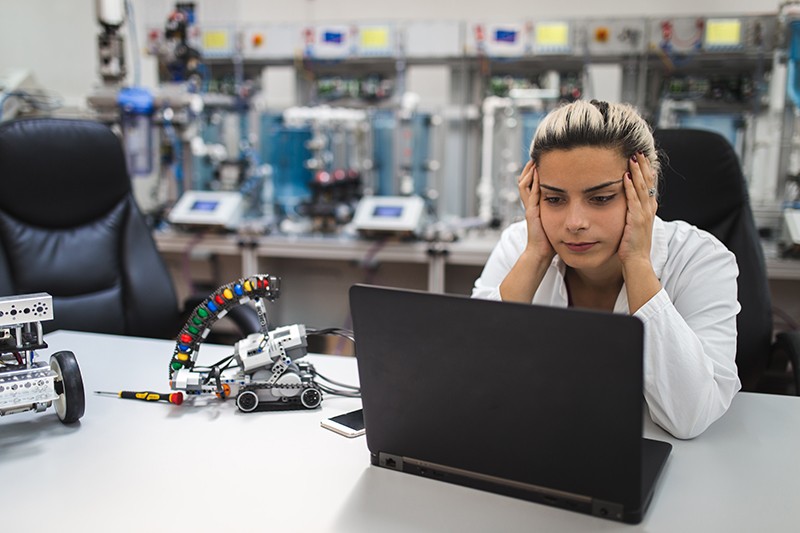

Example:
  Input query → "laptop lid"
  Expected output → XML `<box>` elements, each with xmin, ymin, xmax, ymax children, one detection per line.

<box><xmin>349</xmin><ymin>284</ymin><xmax>670</xmax><ymax>524</ymax></box>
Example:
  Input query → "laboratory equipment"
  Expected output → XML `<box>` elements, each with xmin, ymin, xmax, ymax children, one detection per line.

<box><xmin>352</xmin><ymin>195</ymin><xmax>426</xmax><ymax>238</ymax></box>
<box><xmin>167</xmin><ymin>189</ymin><xmax>245</xmax><ymax>230</ymax></box>
<box><xmin>649</xmin><ymin>14</ymin><xmax>777</xmax><ymax>184</ymax></box>
<box><xmin>274</xmin><ymin>105</ymin><xmax>374</xmax><ymax>228</ymax></box>
<box><xmin>118</xmin><ymin>86</ymin><xmax>155</xmax><ymax>176</ymax></box>
<box><xmin>780</xmin><ymin>208</ymin><xmax>800</xmax><ymax>255</ymax></box>
<box><xmin>96</xmin><ymin>0</ymin><xmax>126</xmax><ymax>84</ymax></box>
<box><xmin>152</xmin><ymin>2</ymin><xmax>203</xmax><ymax>85</ymax></box>
<box><xmin>298</xmin><ymin>168</ymin><xmax>363</xmax><ymax>232</ymax></box>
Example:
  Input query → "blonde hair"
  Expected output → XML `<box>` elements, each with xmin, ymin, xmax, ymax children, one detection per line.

<box><xmin>529</xmin><ymin>100</ymin><xmax>660</xmax><ymax>185</ymax></box>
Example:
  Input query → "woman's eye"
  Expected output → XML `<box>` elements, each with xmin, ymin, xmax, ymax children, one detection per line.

<box><xmin>590</xmin><ymin>194</ymin><xmax>616</xmax><ymax>204</ymax></box>
<box><xmin>542</xmin><ymin>196</ymin><xmax>564</xmax><ymax>205</ymax></box>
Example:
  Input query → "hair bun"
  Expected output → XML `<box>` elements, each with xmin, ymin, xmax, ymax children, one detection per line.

<box><xmin>590</xmin><ymin>99</ymin><xmax>610</xmax><ymax>122</ymax></box>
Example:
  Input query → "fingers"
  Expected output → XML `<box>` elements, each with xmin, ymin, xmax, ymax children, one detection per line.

<box><xmin>627</xmin><ymin>153</ymin><xmax>657</xmax><ymax>212</ymax></box>
<box><xmin>518</xmin><ymin>160</ymin><xmax>534</xmax><ymax>188</ymax></box>
<box><xmin>518</xmin><ymin>160</ymin><xmax>536</xmax><ymax>208</ymax></box>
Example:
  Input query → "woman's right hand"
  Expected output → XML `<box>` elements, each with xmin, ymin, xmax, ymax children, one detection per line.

<box><xmin>518</xmin><ymin>161</ymin><xmax>555</xmax><ymax>262</ymax></box>
<box><xmin>499</xmin><ymin>161</ymin><xmax>555</xmax><ymax>302</ymax></box>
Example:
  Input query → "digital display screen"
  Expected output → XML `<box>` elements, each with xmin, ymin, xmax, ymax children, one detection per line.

<box><xmin>191</xmin><ymin>200</ymin><xmax>220</xmax><ymax>212</ymax></box>
<box><xmin>323</xmin><ymin>31</ymin><xmax>344</xmax><ymax>44</ymax></box>
<box><xmin>536</xmin><ymin>22</ymin><xmax>569</xmax><ymax>47</ymax></box>
<box><xmin>705</xmin><ymin>19</ymin><xmax>742</xmax><ymax>47</ymax></box>
<box><xmin>373</xmin><ymin>205</ymin><xmax>403</xmax><ymax>218</ymax></box>
<box><xmin>203</xmin><ymin>30</ymin><xmax>230</xmax><ymax>51</ymax></box>
<box><xmin>495</xmin><ymin>29</ymin><xmax>518</xmax><ymax>43</ymax></box>
<box><xmin>360</xmin><ymin>26</ymin><xmax>390</xmax><ymax>49</ymax></box>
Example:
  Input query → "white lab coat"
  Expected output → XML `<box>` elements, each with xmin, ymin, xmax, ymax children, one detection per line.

<box><xmin>472</xmin><ymin>217</ymin><xmax>742</xmax><ymax>439</ymax></box>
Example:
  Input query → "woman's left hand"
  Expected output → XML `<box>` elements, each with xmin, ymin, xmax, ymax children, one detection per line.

<box><xmin>618</xmin><ymin>152</ymin><xmax>658</xmax><ymax>268</ymax></box>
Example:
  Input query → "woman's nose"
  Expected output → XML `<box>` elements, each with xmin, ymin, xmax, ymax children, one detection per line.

<box><xmin>565</xmin><ymin>203</ymin><xmax>589</xmax><ymax>233</ymax></box>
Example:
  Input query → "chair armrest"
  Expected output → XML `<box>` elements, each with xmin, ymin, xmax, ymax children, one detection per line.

<box><xmin>774</xmin><ymin>331</ymin><xmax>800</xmax><ymax>395</ymax></box>
<box><xmin>223</xmin><ymin>304</ymin><xmax>262</xmax><ymax>336</ymax></box>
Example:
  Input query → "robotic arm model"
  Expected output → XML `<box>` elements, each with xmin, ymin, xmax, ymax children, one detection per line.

<box><xmin>169</xmin><ymin>275</ymin><xmax>347</xmax><ymax>412</ymax></box>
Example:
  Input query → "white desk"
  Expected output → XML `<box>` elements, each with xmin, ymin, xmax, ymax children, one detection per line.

<box><xmin>2</xmin><ymin>331</ymin><xmax>799</xmax><ymax>532</ymax></box>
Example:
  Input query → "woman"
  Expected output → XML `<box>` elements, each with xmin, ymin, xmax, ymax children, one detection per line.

<box><xmin>472</xmin><ymin>100</ymin><xmax>740</xmax><ymax>439</ymax></box>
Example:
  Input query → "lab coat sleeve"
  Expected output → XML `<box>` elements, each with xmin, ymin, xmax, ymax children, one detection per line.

<box><xmin>634</xmin><ymin>242</ymin><xmax>741</xmax><ymax>439</ymax></box>
<box><xmin>471</xmin><ymin>222</ymin><xmax>527</xmax><ymax>301</ymax></box>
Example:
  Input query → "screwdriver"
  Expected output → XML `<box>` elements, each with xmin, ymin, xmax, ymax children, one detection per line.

<box><xmin>94</xmin><ymin>390</ymin><xmax>184</xmax><ymax>405</ymax></box>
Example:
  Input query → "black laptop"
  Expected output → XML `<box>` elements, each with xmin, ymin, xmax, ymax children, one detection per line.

<box><xmin>349</xmin><ymin>284</ymin><xmax>671</xmax><ymax>524</ymax></box>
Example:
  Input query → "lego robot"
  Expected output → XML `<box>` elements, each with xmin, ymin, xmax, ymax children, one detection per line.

<box><xmin>0</xmin><ymin>293</ymin><xmax>85</xmax><ymax>424</ymax></box>
<box><xmin>169</xmin><ymin>275</ymin><xmax>352</xmax><ymax>412</ymax></box>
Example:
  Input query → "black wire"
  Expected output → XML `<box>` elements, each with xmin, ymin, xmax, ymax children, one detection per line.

<box><xmin>316</xmin><ymin>383</ymin><xmax>361</xmax><ymax>398</ymax></box>
<box><xmin>306</xmin><ymin>327</ymin><xmax>355</xmax><ymax>343</ymax></box>
<box><xmin>192</xmin><ymin>353</ymin><xmax>237</xmax><ymax>372</ymax></box>
<box><xmin>314</xmin><ymin>370</ymin><xmax>360</xmax><ymax>391</ymax></box>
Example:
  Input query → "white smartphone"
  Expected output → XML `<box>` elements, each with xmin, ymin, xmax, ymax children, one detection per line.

<box><xmin>321</xmin><ymin>409</ymin><xmax>365</xmax><ymax>438</ymax></box>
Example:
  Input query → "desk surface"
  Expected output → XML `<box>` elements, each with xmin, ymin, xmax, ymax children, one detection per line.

<box><xmin>2</xmin><ymin>331</ymin><xmax>799</xmax><ymax>532</ymax></box>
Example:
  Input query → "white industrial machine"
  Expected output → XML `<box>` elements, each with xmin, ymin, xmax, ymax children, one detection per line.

<box><xmin>781</xmin><ymin>208</ymin><xmax>800</xmax><ymax>255</ymax></box>
<box><xmin>167</xmin><ymin>190</ymin><xmax>245</xmax><ymax>230</ymax></box>
<box><xmin>352</xmin><ymin>195</ymin><xmax>426</xmax><ymax>238</ymax></box>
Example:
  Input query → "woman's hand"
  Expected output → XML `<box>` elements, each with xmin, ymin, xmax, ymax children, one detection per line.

<box><xmin>619</xmin><ymin>152</ymin><xmax>662</xmax><ymax>314</ymax></box>
<box><xmin>500</xmin><ymin>161</ymin><xmax>555</xmax><ymax>303</ymax></box>
<box><xmin>518</xmin><ymin>160</ymin><xmax>555</xmax><ymax>262</ymax></box>
<box><xmin>619</xmin><ymin>153</ymin><xmax>658</xmax><ymax>268</ymax></box>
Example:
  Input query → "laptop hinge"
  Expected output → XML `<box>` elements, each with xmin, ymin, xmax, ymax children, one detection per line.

<box><xmin>402</xmin><ymin>456</ymin><xmax>592</xmax><ymax>506</ymax></box>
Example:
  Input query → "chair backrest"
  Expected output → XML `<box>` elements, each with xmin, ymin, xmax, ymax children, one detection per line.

<box><xmin>0</xmin><ymin>117</ymin><xmax>180</xmax><ymax>338</ymax></box>
<box><xmin>654</xmin><ymin>128</ymin><xmax>773</xmax><ymax>389</ymax></box>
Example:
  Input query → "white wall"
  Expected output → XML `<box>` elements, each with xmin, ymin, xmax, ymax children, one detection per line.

<box><xmin>0</xmin><ymin>0</ymin><xmax>786</xmax><ymax>108</ymax></box>
<box><xmin>0</xmin><ymin>1</ymin><xmax>97</xmax><ymax>108</ymax></box>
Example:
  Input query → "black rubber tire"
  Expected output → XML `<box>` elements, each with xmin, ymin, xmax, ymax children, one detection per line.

<box><xmin>236</xmin><ymin>390</ymin><xmax>259</xmax><ymax>412</ymax></box>
<box><xmin>50</xmin><ymin>351</ymin><xmax>85</xmax><ymax>424</ymax></box>
<box><xmin>300</xmin><ymin>387</ymin><xmax>322</xmax><ymax>409</ymax></box>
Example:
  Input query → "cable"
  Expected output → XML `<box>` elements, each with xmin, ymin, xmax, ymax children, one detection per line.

<box><xmin>307</xmin><ymin>326</ymin><xmax>355</xmax><ymax>356</ymax></box>
<box><xmin>191</xmin><ymin>353</ymin><xmax>238</xmax><ymax>373</ymax></box>
<box><xmin>306</xmin><ymin>327</ymin><xmax>355</xmax><ymax>343</ymax></box>
<box><xmin>315</xmin><ymin>383</ymin><xmax>361</xmax><ymax>398</ymax></box>
<box><xmin>314</xmin><ymin>369</ymin><xmax>360</xmax><ymax>391</ymax></box>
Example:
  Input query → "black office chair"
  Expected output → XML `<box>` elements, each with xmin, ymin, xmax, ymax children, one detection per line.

<box><xmin>654</xmin><ymin>128</ymin><xmax>800</xmax><ymax>394</ymax></box>
<box><xmin>0</xmin><ymin>117</ymin><xmax>259</xmax><ymax>339</ymax></box>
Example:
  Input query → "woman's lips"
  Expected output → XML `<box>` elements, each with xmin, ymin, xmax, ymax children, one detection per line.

<box><xmin>563</xmin><ymin>242</ymin><xmax>597</xmax><ymax>252</ymax></box>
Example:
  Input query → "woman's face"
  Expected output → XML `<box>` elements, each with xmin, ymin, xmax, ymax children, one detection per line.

<box><xmin>537</xmin><ymin>146</ymin><xmax>629</xmax><ymax>274</ymax></box>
